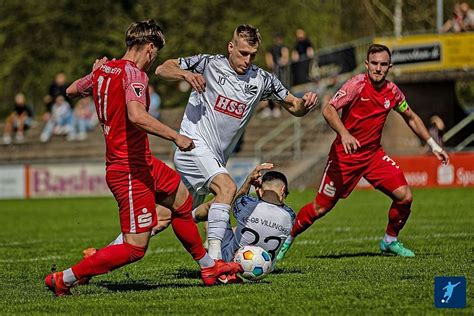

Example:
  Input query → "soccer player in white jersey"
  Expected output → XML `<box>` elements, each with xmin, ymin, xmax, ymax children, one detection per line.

<box><xmin>192</xmin><ymin>164</ymin><xmax>295</xmax><ymax>283</ymax></box>
<box><xmin>154</xmin><ymin>24</ymin><xmax>318</xmax><ymax>259</ymax></box>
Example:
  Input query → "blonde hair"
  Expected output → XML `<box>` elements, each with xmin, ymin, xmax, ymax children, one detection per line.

<box><xmin>232</xmin><ymin>24</ymin><xmax>262</xmax><ymax>47</ymax></box>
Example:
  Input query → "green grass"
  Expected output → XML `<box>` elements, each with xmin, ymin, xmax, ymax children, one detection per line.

<box><xmin>0</xmin><ymin>188</ymin><xmax>472</xmax><ymax>314</ymax></box>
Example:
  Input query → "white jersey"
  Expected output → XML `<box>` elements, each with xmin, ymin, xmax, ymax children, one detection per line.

<box><xmin>224</xmin><ymin>195</ymin><xmax>295</xmax><ymax>261</ymax></box>
<box><xmin>178</xmin><ymin>54</ymin><xmax>289</xmax><ymax>165</ymax></box>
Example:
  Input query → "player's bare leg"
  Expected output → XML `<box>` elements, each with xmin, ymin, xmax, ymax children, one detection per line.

<box><xmin>160</xmin><ymin>181</ymin><xmax>242</xmax><ymax>285</ymax></box>
<box><xmin>379</xmin><ymin>185</ymin><xmax>415</xmax><ymax>257</ymax></box>
<box><xmin>207</xmin><ymin>173</ymin><xmax>237</xmax><ymax>259</ymax></box>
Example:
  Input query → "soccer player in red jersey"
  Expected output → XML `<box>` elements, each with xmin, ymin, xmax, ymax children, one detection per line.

<box><xmin>277</xmin><ymin>44</ymin><xmax>449</xmax><ymax>260</ymax></box>
<box><xmin>44</xmin><ymin>20</ymin><xmax>241</xmax><ymax>296</ymax></box>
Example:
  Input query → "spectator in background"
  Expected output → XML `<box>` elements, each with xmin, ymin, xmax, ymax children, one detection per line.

<box><xmin>460</xmin><ymin>2</ymin><xmax>474</xmax><ymax>31</ymax></box>
<box><xmin>265</xmin><ymin>33</ymin><xmax>289</xmax><ymax>77</ymax></box>
<box><xmin>291</xmin><ymin>29</ymin><xmax>315</xmax><ymax>86</ymax></box>
<box><xmin>67</xmin><ymin>96</ymin><xmax>98</xmax><ymax>141</ymax></box>
<box><xmin>148</xmin><ymin>84</ymin><xmax>161</xmax><ymax>120</ymax></box>
<box><xmin>428</xmin><ymin>115</ymin><xmax>445</xmax><ymax>148</ymax></box>
<box><xmin>261</xmin><ymin>33</ymin><xmax>289</xmax><ymax>119</ymax></box>
<box><xmin>2</xmin><ymin>93</ymin><xmax>34</xmax><ymax>144</ymax></box>
<box><xmin>443</xmin><ymin>3</ymin><xmax>465</xmax><ymax>32</ymax></box>
<box><xmin>43</xmin><ymin>72</ymin><xmax>70</xmax><ymax>122</ymax></box>
<box><xmin>40</xmin><ymin>95</ymin><xmax>73</xmax><ymax>142</ymax></box>
<box><xmin>291</xmin><ymin>28</ymin><xmax>314</xmax><ymax>62</ymax></box>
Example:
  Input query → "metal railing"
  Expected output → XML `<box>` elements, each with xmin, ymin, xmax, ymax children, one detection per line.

<box><xmin>442</xmin><ymin>112</ymin><xmax>474</xmax><ymax>151</ymax></box>
<box><xmin>254</xmin><ymin>111</ymin><xmax>325</xmax><ymax>162</ymax></box>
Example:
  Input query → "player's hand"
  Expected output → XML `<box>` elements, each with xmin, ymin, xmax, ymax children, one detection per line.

<box><xmin>92</xmin><ymin>57</ymin><xmax>109</xmax><ymax>72</ymax></box>
<box><xmin>341</xmin><ymin>132</ymin><xmax>360</xmax><ymax>154</ymax></box>
<box><xmin>433</xmin><ymin>149</ymin><xmax>449</xmax><ymax>165</ymax></box>
<box><xmin>302</xmin><ymin>92</ymin><xmax>319</xmax><ymax>112</ymax></box>
<box><xmin>248</xmin><ymin>163</ymin><xmax>274</xmax><ymax>188</ymax></box>
<box><xmin>184</xmin><ymin>72</ymin><xmax>206</xmax><ymax>93</ymax></box>
<box><xmin>174</xmin><ymin>134</ymin><xmax>195</xmax><ymax>152</ymax></box>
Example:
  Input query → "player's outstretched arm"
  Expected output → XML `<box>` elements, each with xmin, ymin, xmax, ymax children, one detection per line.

<box><xmin>233</xmin><ymin>163</ymin><xmax>273</xmax><ymax>202</ymax></box>
<box><xmin>155</xmin><ymin>59</ymin><xmax>206</xmax><ymax>93</ymax></box>
<box><xmin>66</xmin><ymin>57</ymin><xmax>110</xmax><ymax>99</ymax></box>
<box><xmin>278</xmin><ymin>92</ymin><xmax>319</xmax><ymax>117</ymax></box>
<box><xmin>322</xmin><ymin>103</ymin><xmax>360</xmax><ymax>154</ymax></box>
<box><xmin>127</xmin><ymin>100</ymin><xmax>195</xmax><ymax>151</ymax></box>
<box><xmin>398</xmin><ymin>107</ymin><xmax>449</xmax><ymax>164</ymax></box>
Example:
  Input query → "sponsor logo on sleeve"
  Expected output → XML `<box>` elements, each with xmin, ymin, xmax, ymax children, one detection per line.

<box><xmin>332</xmin><ymin>89</ymin><xmax>346</xmax><ymax>102</ymax></box>
<box><xmin>214</xmin><ymin>95</ymin><xmax>247</xmax><ymax>119</ymax></box>
<box><xmin>131</xmin><ymin>83</ymin><xmax>145</xmax><ymax>97</ymax></box>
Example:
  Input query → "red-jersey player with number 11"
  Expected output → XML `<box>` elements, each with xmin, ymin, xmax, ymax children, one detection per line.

<box><xmin>277</xmin><ymin>44</ymin><xmax>449</xmax><ymax>261</ymax></box>
<box><xmin>44</xmin><ymin>20</ymin><xmax>241</xmax><ymax>296</ymax></box>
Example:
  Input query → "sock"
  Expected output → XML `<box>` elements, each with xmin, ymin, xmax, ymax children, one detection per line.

<box><xmin>191</xmin><ymin>207</ymin><xmax>199</xmax><ymax>223</ymax></box>
<box><xmin>290</xmin><ymin>202</ymin><xmax>320</xmax><ymax>238</ymax></box>
<box><xmin>62</xmin><ymin>268</ymin><xmax>77</xmax><ymax>286</ymax></box>
<box><xmin>171</xmin><ymin>194</ymin><xmax>207</xmax><ymax>262</ymax></box>
<box><xmin>198</xmin><ymin>254</ymin><xmax>215</xmax><ymax>268</ymax></box>
<box><xmin>285</xmin><ymin>236</ymin><xmax>294</xmax><ymax>244</ymax></box>
<box><xmin>70</xmin><ymin>242</ymin><xmax>146</xmax><ymax>281</ymax></box>
<box><xmin>207</xmin><ymin>203</ymin><xmax>231</xmax><ymax>259</ymax></box>
<box><xmin>383</xmin><ymin>233</ymin><xmax>397</xmax><ymax>244</ymax></box>
<box><xmin>110</xmin><ymin>233</ymin><xmax>124</xmax><ymax>245</ymax></box>
<box><xmin>385</xmin><ymin>200</ymin><xmax>412</xmax><ymax>237</ymax></box>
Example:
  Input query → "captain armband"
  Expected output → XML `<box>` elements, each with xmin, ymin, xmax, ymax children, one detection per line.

<box><xmin>394</xmin><ymin>100</ymin><xmax>409</xmax><ymax>113</ymax></box>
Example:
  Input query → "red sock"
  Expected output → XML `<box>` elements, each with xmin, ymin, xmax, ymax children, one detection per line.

<box><xmin>171</xmin><ymin>194</ymin><xmax>206</xmax><ymax>261</ymax></box>
<box><xmin>71</xmin><ymin>242</ymin><xmax>146</xmax><ymax>280</ymax></box>
<box><xmin>290</xmin><ymin>202</ymin><xmax>320</xmax><ymax>238</ymax></box>
<box><xmin>386</xmin><ymin>200</ymin><xmax>412</xmax><ymax>237</ymax></box>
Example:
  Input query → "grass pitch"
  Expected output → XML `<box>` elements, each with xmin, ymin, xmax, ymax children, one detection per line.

<box><xmin>0</xmin><ymin>188</ymin><xmax>472</xmax><ymax>314</ymax></box>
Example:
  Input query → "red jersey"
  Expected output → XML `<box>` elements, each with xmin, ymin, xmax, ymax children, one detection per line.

<box><xmin>329</xmin><ymin>74</ymin><xmax>406</xmax><ymax>152</ymax></box>
<box><xmin>76</xmin><ymin>59</ymin><xmax>152</xmax><ymax>172</ymax></box>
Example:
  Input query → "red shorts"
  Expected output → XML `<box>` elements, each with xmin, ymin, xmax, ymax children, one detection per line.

<box><xmin>316</xmin><ymin>148</ymin><xmax>407</xmax><ymax>207</ymax></box>
<box><xmin>106</xmin><ymin>157</ymin><xmax>181</xmax><ymax>234</ymax></box>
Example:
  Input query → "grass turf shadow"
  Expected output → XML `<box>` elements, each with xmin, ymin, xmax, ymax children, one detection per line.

<box><xmin>94</xmin><ymin>279</ymin><xmax>200</xmax><ymax>292</ymax></box>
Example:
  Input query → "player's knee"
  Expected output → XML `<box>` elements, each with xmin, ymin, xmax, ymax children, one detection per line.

<box><xmin>124</xmin><ymin>242</ymin><xmax>147</xmax><ymax>262</ymax></box>
<box><xmin>152</xmin><ymin>218</ymin><xmax>171</xmax><ymax>235</ymax></box>
<box><xmin>394</xmin><ymin>186</ymin><xmax>413</xmax><ymax>206</ymax></box>
<box><xmin>211</xmin><ymin>174</ymin><xmax>237</xmax><ymax>203</ymax></box>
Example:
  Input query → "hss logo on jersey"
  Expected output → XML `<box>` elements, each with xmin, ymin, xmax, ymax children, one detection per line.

<box><xmin>214</xmin><ymin>95</ymin><xmax>247</xmax><ymax>119</ymax></box>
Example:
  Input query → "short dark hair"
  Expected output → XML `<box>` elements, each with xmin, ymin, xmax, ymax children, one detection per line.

<box><xmin>125</xmin><ymin>19</ymin><xmax>165</xmax><ymax>50</ymax></box>
<box><xmin>367</xmin><ymin>44</ymin><xmax>391</xmax><ymax>63</ymax></box>
<box><xmin>262</xmin><ymin>171</ymin><xmax>289</xmax><ymax>196</ymax></box>
<box><xmin>233</xmin><ymin>24</ymin><xmax>262</xmax><ymax>46</ymax></box>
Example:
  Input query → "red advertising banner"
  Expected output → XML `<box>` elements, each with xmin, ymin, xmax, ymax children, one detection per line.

<box><xmin>357</xmin><ymin>152</ymin><xmax>474</xmax><ymax>188</ymax></box>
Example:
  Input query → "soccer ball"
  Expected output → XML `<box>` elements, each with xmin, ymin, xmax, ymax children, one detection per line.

<box><xmin>233</xmin><ymin>245</ymin><xmax>272</xmax><ymax>281</ymax></box>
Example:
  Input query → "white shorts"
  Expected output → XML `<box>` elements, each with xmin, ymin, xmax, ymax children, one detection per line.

<box><xmin>174</xmin><ymin>142</ymin><xmax>228</xmax><ymax>208</ymax></box>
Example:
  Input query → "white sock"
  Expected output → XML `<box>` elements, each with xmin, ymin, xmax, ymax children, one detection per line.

<box><xmin>109</xmin><ymin>233</ymin><xmax>124</xmax><ymax>245</ymax></box>
<box><xmin>384</xmin><ymin>233</ymin><xmax>397</xmax><ymax>244</ymax></box>
<box><xmin>191</xmin><ymin>207</ymin><xmax>199</xmax><ymax>223</ymax></box>
<box><xmin>207</xmin><ymin>203</ymin><xmax>231</xmax><ymax>259</ymax></box>
<box><xmin>197</xmin><ymin>253</ymin><xmax>215</xmax><ymax>268</ymax></box>
<box><xmin>208</xmin><ymin>240</ymin><xmax>222</xmax><ymax>259</ymax></box>
<box><xmin>62</xmin><ymin>268</ymin><xmax>77</xmax><ymax>286</ymax></box>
